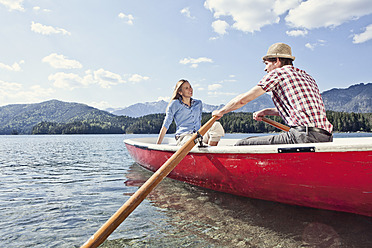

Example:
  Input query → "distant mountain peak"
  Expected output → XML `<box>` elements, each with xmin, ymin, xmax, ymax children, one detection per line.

<box><xmin>322</xmin><ymin>83</ymin><xmax>372</xmax><ymax>113</ymax></box>
<box><xmin>106</xmin><ymin>83</ymin><xmax>372</xmax><ymax>117</ymax></box>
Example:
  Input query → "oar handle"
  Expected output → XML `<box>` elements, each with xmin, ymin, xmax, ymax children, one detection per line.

<box><xmin>261</xmin><ymin>117</ymin><xmax>290</xmax><ymax>132</ymax></box>
<box><xmin>81</xmin><ymin>116</ymin><xmax>218</xmax><ymax>248</ymax></box>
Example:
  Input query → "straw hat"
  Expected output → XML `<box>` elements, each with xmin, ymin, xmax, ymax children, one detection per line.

<box><xmin>262</xmin><ymin>43</ymin><xmax>295</xmax><ymax>61</ymax></box>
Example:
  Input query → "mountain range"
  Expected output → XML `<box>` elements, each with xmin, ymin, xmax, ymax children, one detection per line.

<box><xmin>321</xmin><ymin>83</ymin><xmax>372</xmax><ymax>113</ymax></box>
<box><xmin>107</xmin><ymin>83</ymin><xmax>372</xmax><ymax>117</ymax></box>
<box><xmin>0</xmin><ymin>83</ymin><xmax>371</xmax><ymax>134</ymax></box>
<box><xmin>109</xmin><ymin>94</ymin><xmax>275</xmax><ymax>117</ymax></box>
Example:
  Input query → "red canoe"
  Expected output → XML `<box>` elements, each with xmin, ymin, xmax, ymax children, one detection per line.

<box><xmin>124</xmin><ymin>137</ymin><xmax>372</xmax><ymax>217</ymax></box>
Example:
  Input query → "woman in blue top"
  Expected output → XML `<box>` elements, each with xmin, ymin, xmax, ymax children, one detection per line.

<box><xmin>156</xmin><ymin>79</ymin><xmax>224</xmax><ymax>146</ymax></box>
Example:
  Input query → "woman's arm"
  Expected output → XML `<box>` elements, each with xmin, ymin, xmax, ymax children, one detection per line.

<box><xmin>157</xmin><ymin>101</ymin><xmax>176</xmax><ymax>144</ymax></box>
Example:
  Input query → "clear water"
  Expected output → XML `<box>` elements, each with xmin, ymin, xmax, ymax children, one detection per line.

<box><xmin>0</xmin><ymin>133</ymin><xmax>371</xmax><ymax>248</ymax></box>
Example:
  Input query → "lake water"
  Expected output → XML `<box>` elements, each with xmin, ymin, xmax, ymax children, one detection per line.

<box><xmin>0</xmin><ymin>133</ymin><xmax>371</xmax><ymax>248</ymax></box>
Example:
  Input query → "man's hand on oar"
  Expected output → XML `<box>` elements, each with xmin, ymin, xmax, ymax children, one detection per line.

<box><xmin>261</xmin><ymin>117</ymin><xmax>290</xmax><ymax>132</ymax></box>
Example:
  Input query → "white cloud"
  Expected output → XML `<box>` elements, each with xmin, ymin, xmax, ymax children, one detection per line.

<box><xmin>0</xmin><ymin>0</ymin><xmax>24</xmax><ymax>11</ymax></box>
<box><xmin>89</xmin><ymin>101</ymin><xmax>112</xmax><ymax>110</ymax></box>
<box><xmin>27</xmin><ymin>85</ymin><xmax>55</xmax><ymax>98</ymax></box>
<box><xmin>157</xmin><ymin>96</ymin><xmax>170</xmax><ymax>102</ymax></box>
<box><xmin>0</xmin><ymin>80</ymin><xmax>54</xmax><ymax>103</ymax></box>
<box><xmin>192</xmin><ymin>83</ymin><xmax>205</xmax><ymax>91</ymax></box>
<box><xmin>128</xmin><ymin>74</ymin><xmax>150</xmax><ymax>83</ymax></box>
<box><xmin>204</xmin><ymin>0</ymin><xmax>288</xmax><ymax>33</ymax></box>
<box><xmin>286</xmin><ymin>29</ymin><xmax>308</xmax><ymax>37</ymax></box>
<box><xmin>179</xmin><ymin>57</ymin><xmax>213</xmax><ymax>68</ymax></box>
<box><xmin>286</xmin><ymin>0</ymin><xmax>372</xmax><ymax>29</ymax></box>
<box><xmin>223</xmin><ymin>79</ymin><xmax>237</xmax><ymax>83</ymax></box>
<box><xmin>208</xmin><ymin>91</ymin><xmax>236</xmax><ymax>96</ymax></box>
<box><xmin>118</xmin><ymin>12</ymin><xmax>134</xmax><ymax>25</ymax></box>
<box><xmin>305</xmin><ymin>40</ymin><xmax>326</xmax><ymax>50</ymax></box>
<box><xmin>42</xmin><ymin>53</ymin><xmax>82</xmax><ymax>69</ymax></box>
<box><xmin>353</xmin><ymin>24</ymin><xmax>372</xmax><ymax>43</ymax></box>
<box><xmin>208</xmin><ymin>83</ymin><xmax>222</xmax><ymax>91</ymax></box>
<box><xmin>180</xmin><ymin>7</ymin><xmax>196</xmax><ymax>19</ymax></box>
<box><xmin>273</xmin><ymin>0</ymin><xmax>302</xmax><ymax>15</ymax></box>
<box><xmin>0</xmin><ymin>60</ymin><xmax>24</xmax><ymax>71</ymax></box>
<box><xmin>49</xmin><ymin>72</ymin><xmax>88</xmax><ymax>90</ymax></box>
<box><xmin>90</xmin><ymin>69</ymin><xmax>126</xmax><ymax>88</ymax></box>
<box><xmin>0</xmin><ymin>80</ymin><xmax>22</xmax><ymax>91</ymax></box>
<box><xmin>33</xmin><ymin>6</ymin><xmax>51</xmax><ymax>12</ymax></box>
<box><xmin>31</xmin><ymin>21</ymin><xmax>71</xmax><ymax>36</ymax></box>
<box><xmin>49</xmin><ymin>69</ymin><xmax>128</xmax><ymax>90</ymax></box>
<box><xmin>212</xmin><ymin>20</ymin><xmax>229</xmax><ymax>35</ymax></box>
<box><xmin>205</xmin><ymin>0</ymin><xmax>372</xmax><ymax>38</ymax></box>
<box><xmin>305</xmin><ymin>43</ymin><xmax>315</xmax><ymax>50</ymax></box>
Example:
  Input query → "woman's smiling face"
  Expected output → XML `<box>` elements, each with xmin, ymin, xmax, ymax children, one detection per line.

<box><xmin>179</xmin><ymin>81</ymin><xmax>193</xmax><ymax>98</ymax></box>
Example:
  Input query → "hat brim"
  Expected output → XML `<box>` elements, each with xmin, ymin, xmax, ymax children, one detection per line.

<box><xmin>262</xmin><ymin>54</ymin><xmax>295</xmax><ymax>61</ymax></box>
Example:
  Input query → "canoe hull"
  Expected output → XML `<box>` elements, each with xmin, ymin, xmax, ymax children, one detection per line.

<box><xmin>125</xmin><ymin>138</ymin><xmax>372</xmax><ymax>217</ymax></box>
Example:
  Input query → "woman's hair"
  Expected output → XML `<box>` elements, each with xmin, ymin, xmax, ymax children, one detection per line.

<box><xmin>166</xmin><ymin>79</ymin><xmax>189</xmax><ymax>110</ymax></box>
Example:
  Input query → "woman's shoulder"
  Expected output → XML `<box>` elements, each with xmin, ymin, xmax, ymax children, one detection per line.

<box><xmin>193</xmin><ymin>99</ymin><xmax>202</xmax><ymax>104</ymax></box>
<box><xmin>169</xmin><ymin>99</ymin><xmax>180</xmax><ymax>105</ymax></box>
<box><xmin>167</xmin><ymin>99</ymin><xmax>181</xmax><ymax>110</ymax></box>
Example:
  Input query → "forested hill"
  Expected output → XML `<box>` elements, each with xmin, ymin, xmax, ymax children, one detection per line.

<box><xmin>31</xmin><ymin>111</ymin><xmax>372</xmax><ymax>134</ymax></box>
<box><xmin>0</xmin><ymin>100</ymin><xmax>130</xmax><ymax>134</ymax></box>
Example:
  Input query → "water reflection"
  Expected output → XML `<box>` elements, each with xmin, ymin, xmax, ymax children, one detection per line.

<box><xmin>102</xmin><ymin>163</ymin><xmax>372</xmax><ymax>248</ymax></box>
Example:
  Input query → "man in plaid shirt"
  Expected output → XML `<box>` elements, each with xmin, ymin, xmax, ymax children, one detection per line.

<box><xmin>212</xmin><ymin>43</ymin><xmax>333</xmax><ymax>145</ymax></box>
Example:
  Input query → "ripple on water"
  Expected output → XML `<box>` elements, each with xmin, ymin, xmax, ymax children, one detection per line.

<box><xmin>0</xmin><ymin>134</ymin><xmax>371</xmax><ymax>247</ymax></box>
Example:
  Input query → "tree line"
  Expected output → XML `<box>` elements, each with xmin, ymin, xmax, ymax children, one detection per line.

<box><xmin>31</xmin><ymin>111</ymin><xmax>372</xmax><ymax>135</ymax></box>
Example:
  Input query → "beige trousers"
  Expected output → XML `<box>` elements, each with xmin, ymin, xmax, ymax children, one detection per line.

<box><xmin>176</xmin><ymin>122</ymin><xmax>225</xmax><ymax>146</ymax></box>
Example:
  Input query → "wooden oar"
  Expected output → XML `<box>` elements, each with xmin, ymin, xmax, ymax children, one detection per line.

<box><xmin>81</xmin><ymin>116</ymin><xmax>218</xmax><ymax>248</ymax></box>
<box><xmin>261</xmin><ymin>117</ymin><xmax>290</xmax><ymax>132</ymax></box>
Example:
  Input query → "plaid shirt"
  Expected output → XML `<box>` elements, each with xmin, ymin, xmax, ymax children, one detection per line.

<box><xmin>258</xmin><ymin>65</ymin><xmax>333</xmax><ymax>133</ymax></box>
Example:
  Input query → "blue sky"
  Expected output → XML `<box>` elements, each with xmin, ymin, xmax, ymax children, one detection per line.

<box><xmin>0</xmin><ymin>0</ymin><xmax>371</xmax><ymax>110</ymax></box>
